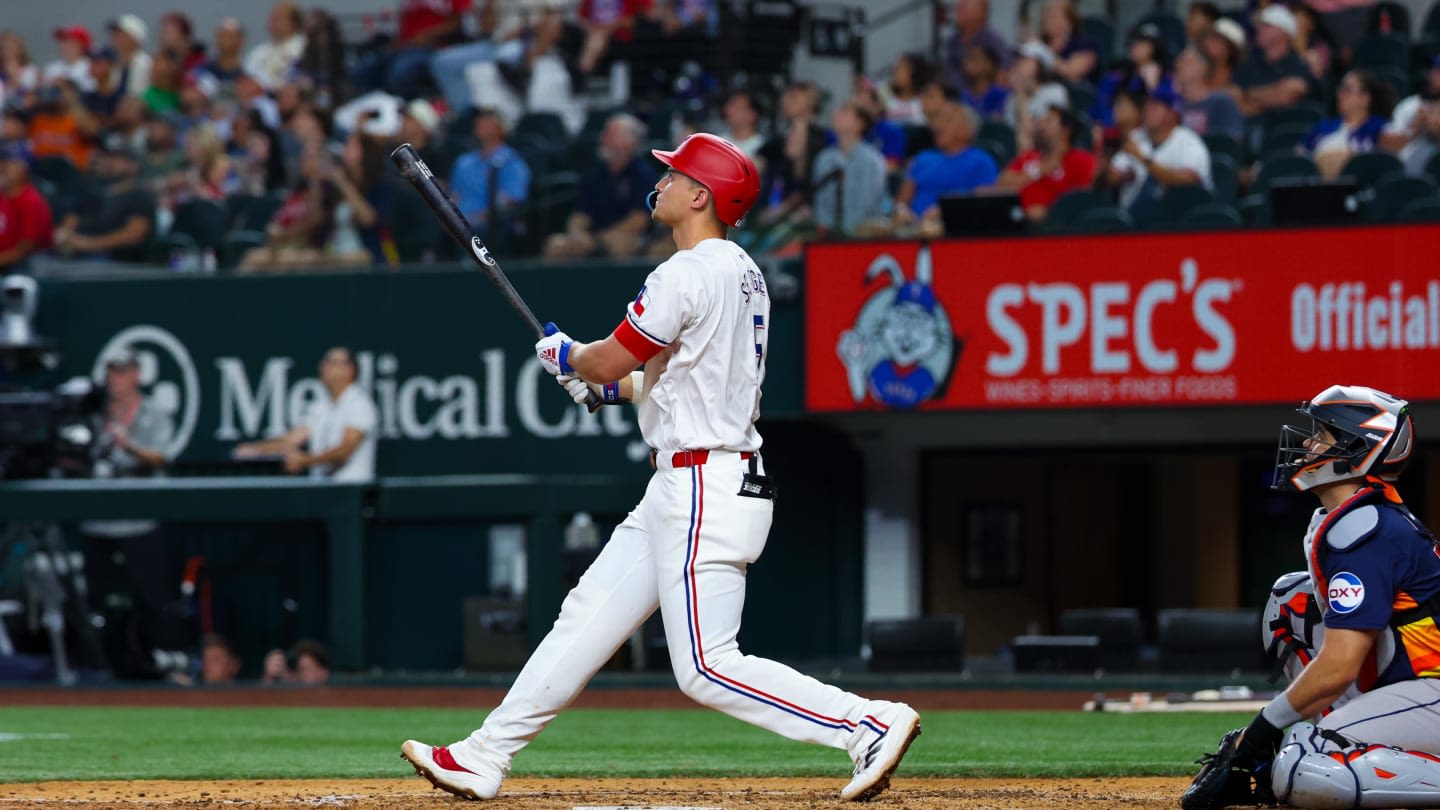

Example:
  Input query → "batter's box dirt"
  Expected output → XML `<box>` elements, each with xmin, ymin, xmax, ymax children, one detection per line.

<box><xmin>0</xmin><ymin>777</ymin><xmax>1191</xmax><ymax>809</ymax></box>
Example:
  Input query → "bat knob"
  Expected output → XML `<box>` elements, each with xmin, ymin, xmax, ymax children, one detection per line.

<box><xmin>543</xmin><ymin>322</ymin><xmax>559</xmax><ymax>337</ymax></box>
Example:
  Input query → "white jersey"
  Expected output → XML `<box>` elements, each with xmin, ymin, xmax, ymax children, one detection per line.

<box><xmin>612</xmin><ymin>238</ymin><xmax>769</xmax><ymax>453</ymax></box>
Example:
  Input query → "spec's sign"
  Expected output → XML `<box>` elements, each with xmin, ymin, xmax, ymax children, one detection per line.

<box><xmin>806</xmin><ymin>227</ymin><xmax>1440</xmax><ymax>411</ymax></box>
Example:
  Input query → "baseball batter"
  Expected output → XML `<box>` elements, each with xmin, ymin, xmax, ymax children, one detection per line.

<box><xmin>401</xmin><ymin>133</ymin><xmax>921</xmax><ymax>802</ymax></box>
<box><xmin>1184</xmin><ymin>385</ymin><xmax>1440</xmax><ymax>809</ymax></box>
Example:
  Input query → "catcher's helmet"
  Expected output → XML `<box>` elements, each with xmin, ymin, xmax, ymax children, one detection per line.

<box><xmin>651</xmin><ymin>133</ymin><xmax>761</xmax><ymax>228</ymax></box>
<box><xmin>1273</xmin><ymin>385</ymin><xmax>1414</xmax><ymax>492</ymax></box>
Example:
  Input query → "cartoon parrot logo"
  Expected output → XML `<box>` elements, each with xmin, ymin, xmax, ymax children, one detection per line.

<box><xmin>836</xmin><ymin>245</ymin><xmax>959</xmax><ymax>409</ymax></box>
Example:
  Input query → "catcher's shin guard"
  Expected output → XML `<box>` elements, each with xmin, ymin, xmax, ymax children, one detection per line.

<box><xmin>1272</xmin><ymin>723</ymin><xmax>1440</xmax><ymax>809</ymax></box>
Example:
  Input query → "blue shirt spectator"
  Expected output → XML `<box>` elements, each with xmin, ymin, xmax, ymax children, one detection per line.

<box><xmin>899</xmin><ymin>102</ymin><xmax>998</xmax><ymax>219</ymax></box>
<box><xmin>1304</xmin><ymin>70</ymin><xmax>1395</xmax><ymax>179</ymax></box>
<box><xmin>448</xmin><ymin>108</ymin><xmax>531</xmax><ymax>234</ymax></box>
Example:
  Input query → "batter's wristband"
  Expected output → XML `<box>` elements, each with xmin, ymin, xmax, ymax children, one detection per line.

<box><xmin>601</xmin><ymin>382</ymin><xmax>622</xmax><ymax>404</ymax></box>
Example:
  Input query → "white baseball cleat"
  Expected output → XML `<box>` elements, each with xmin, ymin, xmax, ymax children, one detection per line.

<box><xmin>401</xmin><ymin>739</ymin><xmax>503</xmax><ymax>801</ymax></box>
<box><xmin>840</xmin><ymin>702</ymin><xmax>922</xmax><ymax>802</ymax></box>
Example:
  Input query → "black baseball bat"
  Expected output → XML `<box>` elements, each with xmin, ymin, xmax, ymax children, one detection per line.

<box><xmin>390</xmin><ymin>142</ymin><xmax>602</xmax><ymax>412</ymax></box>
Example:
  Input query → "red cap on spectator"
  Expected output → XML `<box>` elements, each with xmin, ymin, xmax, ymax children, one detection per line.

<box><xmin>53</xmin><ymin>25</ymin><xmax>93</xmax><ymax>53</ymax></box>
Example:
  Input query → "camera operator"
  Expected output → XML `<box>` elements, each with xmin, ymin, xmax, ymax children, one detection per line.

<box><xmin>232</xmin><ymin>346</ymin><xmax>376</xmax><ymax>481</ymax></box>
<box><xmin>78</xmin><ymin>346</ymin><xmax>179</xmax><ymax>677</ymax></box>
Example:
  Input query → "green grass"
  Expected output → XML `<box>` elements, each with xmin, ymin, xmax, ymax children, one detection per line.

<box><xmin>0</xmin><ymin>707</ymin><xmax>1249</xmax><ymax>782</ymax></box>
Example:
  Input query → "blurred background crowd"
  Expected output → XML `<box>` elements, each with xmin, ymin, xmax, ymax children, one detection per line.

<box><xmin>0</xmin><ymin>0</ymin><xmax>1432</xmax><ymax>273</ymax></box>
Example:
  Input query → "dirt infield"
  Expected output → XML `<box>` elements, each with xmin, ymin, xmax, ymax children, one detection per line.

<box><xmin>0</xmin><ymin>777</ymin><xmax>1191</xmax><ymax>809</ymax></box>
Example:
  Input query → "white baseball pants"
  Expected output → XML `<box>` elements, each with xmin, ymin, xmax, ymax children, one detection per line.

<box><xmin>451</xmin><ymin>451</ymin><xmax>888</xmax><ymax>775</ymax></box>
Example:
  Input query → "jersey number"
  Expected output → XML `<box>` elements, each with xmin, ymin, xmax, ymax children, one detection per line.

<box><xmin>753</xmin><ymin>314</ymin><xmax>765</xmax><ymax>368</ymax></box>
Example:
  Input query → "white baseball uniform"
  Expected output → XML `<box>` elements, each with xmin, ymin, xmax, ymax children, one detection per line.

<box><xmin>445</xmin><ymin>236</ymin><xmax>894</xmax><ymax>778</ymax></box>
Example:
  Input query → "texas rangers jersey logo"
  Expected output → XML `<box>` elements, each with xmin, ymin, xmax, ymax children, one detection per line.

<box><xmin>836</xmin><ymin>245</ymin><xmax>959</xmax><ymax>410</ymax></box>
<box><xmin>1328</xmin><ymin>572</ymin><xmax>1366</xmax><ymax>614</ymax></box>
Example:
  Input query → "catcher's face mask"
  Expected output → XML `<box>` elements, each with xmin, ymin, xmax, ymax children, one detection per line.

<box><xmin>1273</xmin><ymin>417</ymin><xmax>1364</xmax><ymax>492</ymax></box>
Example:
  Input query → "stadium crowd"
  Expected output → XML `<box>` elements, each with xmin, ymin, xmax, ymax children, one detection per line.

<box><xmin>0</xmin><ymin>0</ymin><xmax>1434</xmax><ymax>272</ymax></box>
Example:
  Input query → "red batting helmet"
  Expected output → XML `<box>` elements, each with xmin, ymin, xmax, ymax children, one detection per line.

<box><xmin>652</xmin><ymin>133</ymin><xmax>761</xmax><ymax>228</ymax></box>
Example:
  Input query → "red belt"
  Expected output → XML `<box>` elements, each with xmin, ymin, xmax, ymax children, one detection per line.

<box><xmin>651</xmin><ymin>449</ymin><xmax>754</xmax><ymax>468</ymax></box>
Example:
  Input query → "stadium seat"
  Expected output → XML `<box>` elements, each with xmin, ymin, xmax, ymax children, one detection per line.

<box><xmin>1072</xmin><ymin>111</ymin><xmax>1095</xmax><ymax>150</ymax></box>
<box><xmin>1238</xmin><ymin>194</ymin><xmax>1272</xmax><ymax>226</ymax></box>
<box><xmin>32</xmin><ymin>155</ymin><xmax>78</xmax><ymax>193</ymax></box>
<box><xmin>1069</xmin><ymin>82</ymin><xmax>1098</xmax><ymax>119</ymax></box>
<box><xmin>1181</xmin><ymin>202</ymin><xmax>1244</xmax><ymax>229</ymax></box>
<box><xmin>978</xmin><ymin>120</ymin><xmax>1016</xmax><ymax>155</ymax></box>
<box><xmin>1209</xmin><ymin>153</ymin><xmax>1239</xmax><ymax>204</ymax></box>
<box><xmin>1262</xmin><ymin>100</ymin><xmax>1327</xmax><ymax>131</ymax></box>
<box><xmin>514</xmin><ymin>111</ymin><xmax>569</xmax><ymax>146</ymax></box>
<box><xmin>1202</xmin><ymin>133</ymin><xmax>1242</xmax><ymax>166</ymax></box>
<box><xmin>1068</xmin><ymin>205</ymin><xmax>1133</xmax><ymax>234</ymax></box>
<box><xmin>1157</xmin><ymin>608</ymin><xmax>1265</xmax><ymax>673</ymax></box>
<box><xmin>1149</xmin><ymin>184</ymin><xmax>1214</xmax><ymax>228</ymax></box>
<box><xmin>1372</xmin><ymin>65</ymin><xmax>1411</xmax><ymax>105</ymax></box>
<box><xmin>1254</xmin><ymin>153</ymin><xmax>1320</xmax><ymax>194</ymax></box>
<box><xmin>169</xmin><ymin>199</ymin><xmax>229</xmax><ymax>253</ymax></box>
<box><xmin>1341</xmin><ymin>151</ymin><xmax>1405</xmax><ymax>189</ymax></box>
<box><xmin>1137</xmin><ymin>13</ymin><xmax>1187</xmax><ymax>60</ymax></box>
<box><xmin>1058</xmin><ymin>608</ymin><xmax>1142</xmax><ymax>671</ymax></box>
<box><xmin>1397</xmin><ymin>195</ymin><xmax>1440</xmax><ymax>221</ymax></box>
<box><xmin>1369</xmin><ymin>2</ymin><xmax>1412</xmax><ymax>36</ymax></box>
<box><xmin>1081</xmin><ymin>16</ymin><xmax>1114</xmax><ymax>65</ymax></box>
<box><xmin>1260</xmin><ymin>122</ymin><xmax>1314</xmax><ymax>157</ymax></box>
<box><xmin>1354</xmin><ymin>33</ymin><xmax>1411</xmax><ymax>70</ymax></box>
<box><xmin>975</xmin><ymin>137</ymin><xmax>1014</xmax><ymax>169</ymax></box>
<box><xmin>227</xmin><ymin>192</ymin><xmax>287</xmax><ymax>233</ymax></box>
<box><xmin>220</xmin><ymin>230</ymin><xmax>266</xmax><ymax>270</ymax></box>
<box><xmin>1367</xmin><ymin>174</ymin><xmax>1438</xmax><ymax>221</ymax></box>
<box><xmin>865</xmin><ymin>616</ymin><xmax>964</xmax><ymax>672</ymax></box>
<box><xmin>1044</xmin><ymin>188</ymin><xmax>1114</xmax><ymax>231</ymax></box>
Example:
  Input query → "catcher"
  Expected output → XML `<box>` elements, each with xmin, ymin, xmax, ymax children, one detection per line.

<box><xmin>1184</xmin><ymin>385</ymin><xmax>1440</xmax><ymax>810</ymax></box>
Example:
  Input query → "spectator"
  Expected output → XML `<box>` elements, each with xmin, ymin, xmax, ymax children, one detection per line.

<box><xmin>299</xmin><ymin>9</ymin><xmax>347</xmax><ymax>108</ymax></box>
<box><xmin>577</xmin><ymin>0</ymin><xmax>646</xmax><ymax>76</ymax></box>
<box><xmin>201</xmin><ymin>18</ymin><xmax>247</xmax><ymax>93</ymax></box>
<box><xmin>811</xmin><ymin>101</ymin><xmax>889</xmax><ymax>238</ymax></box>
<box><xmin>1109</xmin><ymin>85</ymin><xmax>1211</xmax><ymax>226</ymax></box>
<box><xmin>854</xmin><ymin>77</ymin><xmax>911</xmax><ymax>166</ymax></box>
<box><xmin>101</xmin><ymin>95</ymin><xmax>147</xmax><ymax>155</ymax></box>
<box><xmin>719</xmin><ymin>90</ymin><xmax>764</xmax><ymax>158</ymax></box>
<box><xmin>73</xmin><ymin>345</ymin><xmax>177</xmax><ymax>678</ymax></box>
<box><xmin>448</xmin><ymin>107</ymin><xmax>530</xmax><ymax>241</ymax></box>
<box><xmin>0</xmin><ymin>108</ymin><xmax>24</xmax><ymax>144</ymax></box>
<box><xmin>1095</xmin><ymin>87</ymin><xmax>1145</xmax><ymax>168</ymax></box>
<box><xmin>83</xmin><ymin>48</ymin><xmax>127</xmax><ymax>122</ymax></box>
<box><xmin>1036</xmin><ymin>0</ymin><xmax>1099</xmax><ymax>85</ymax></box>
<box><xmin>1005</xmin><ymin>42</ymin><xmax>1069</xmax><ymax>153</ymax></box>
<box><xmin>245</xmin><ymin>2</ymin><xmax>306</xmax><ymax>93</ymax></box>
<box><xmin>233</xmin><ymin>347</ymin><xmax>378</xmax><ymax>481</ymax></box>
<box><xmin>176</xmin><ymin>72</ymin><xmax>221</xmax><ymax>138</ymax></box>
<box><xmin>29</xmin><ymin>81</ymin><xmax>98</xmax><ymax>170</ymax></box>
<box><xmin>1382</xmin><ymin>57</ymin><xmax>1440</xmax><ymax>176</ymax></box>
<box><xmin>143</xmin><ymin>49</ymin><xmax>183</xmax><ymax>114</ymax></box>
<box><xmin>294</xmin><ymin>640</ymin><xmax>331</xmax><ymax>684</ymax></box>
<box><xmin>322</xmin><ymin>130</ymin><xmax>393</xmax><ymax>266</ymax></box>
<box><xmin>236</xmin><ymin>69</ymin><xmax>281</xmax><ymax>130</ymax></box>
<box><xmin>43</xmin><ymin>26</ymin><xmax>93</xmax><ymax>92</ymax></box>
<box><xmin>0</xmin><ymin>31</ymin><xmax>40</xmax><ymax>100</ymax></box>
<box><xmin>993</xmin><ymin>104</ymin><xmax>1096</xmax><ymax>222</ymax></box>
<box><xmin>881</xmin><ymin>53</ymin><xmax>933</xmax><ymax>126</ymax></box>
<box><xmin>399</xmin><ymin>99</ymin><xmax>439</xmax><ymax>153</ymax></box>
<box><xmin>758</xmin><ymin>81</ymin><xmax>827</xmax><ymax>212</ymax></box>
<box><xmin>1292</xmin><ymin>5</ymin><xmax>1338</xmax><ymax>84</ymax></box>
<box><xmin>237</xmin><ymin>141</ymin><xmax>335</xmax><ymax>270</ymax></box>
<box><xmin>1234</xmin><ymin>5</ymin><xmax>1313</xmax><ymax>117</ymax></box>
<box><xmin>429</xmin><ymin>0</ymin><xmax>569</xmax><ymax>113</ymax></box>
<box><xmin>958</xmin><ymin>44</ymin><xmax>1009</xmax><ymax>122</ymax></box>
<box><xmin>160</xmin><ymin>12</ymin><xmax>207</xmax><ymax>75</ymax></box>
<box><xmin>895</xmin><ymin>102</ymin><xmax>998</xmax><ymax>231</ymax></box>
<box><xmin>52</xmin><ymin>148</ymin><xmax>156</xmax><ymax>262</ymax></box>
<box><xmin>139</xmin><ymin>116</ymin><xmax>185</xmax><ymax>186</ymax></box>
<box><xmin>543</xmin><ymin>113</ymin><xmax>652</xmax><ymax>259</ymax></box>
<box><xmin>0</xmin><ymin>142</ymin><xmax>54</xmax><ymax>272</ymax></box>
<box><xmin>352</xmin><ymin>0</ymin><xmax>468</xmax><ymax>99</ymax></box>
<box><xmin>1096</xmin><ymin>24</ymin><xmax>1169</xmax><ymax>124</ymax></box>
<box><xmin>1176</xmin><ymin>46</ymin><xmax>1244</xmax><ymax>140</ymax></box>
<box><xmin>1199</xmin><ymin>27</ymin><xmax>1240</xmax><ymax>94</ymax></box>
<box><xmin>1186</xmin><ymin>2</ymin><xmax>1222</xmax><ymax>45</ymax></box>
<box><xmin>108</xmin><ymin>14</ymin><xmax>152</xmax><ymax>98</ymax></box>
<box><xmin>168</xmin><ymin>633</ymin><xmax>241</xmax><ymax>686</ymax></box>
<box><xmin>228</xmin><ymin>109</ymin><xmax>288</xmax><ymax>194</ymax></box>
<box><xmin>942</xmin><ymin>0</ymin><xmax>1012</xmax><ymax>91</ymax></box>
<box><xmin>1306</xmin><ymin>69</ymin><xmax>1393</xmax><ymax>179</ymax></box>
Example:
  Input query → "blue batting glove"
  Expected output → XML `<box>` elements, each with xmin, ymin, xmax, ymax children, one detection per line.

<box><xmin>536</xmin><ymin>325</ymin><xmax>574</xmax><ymax>376</ymax></box>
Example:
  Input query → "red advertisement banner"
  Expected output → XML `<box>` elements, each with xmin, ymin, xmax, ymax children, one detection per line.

<box><xmin>805</xmin><ymin>227</ymin><xmax>1440</xmax><ymax>412</ymax></box>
